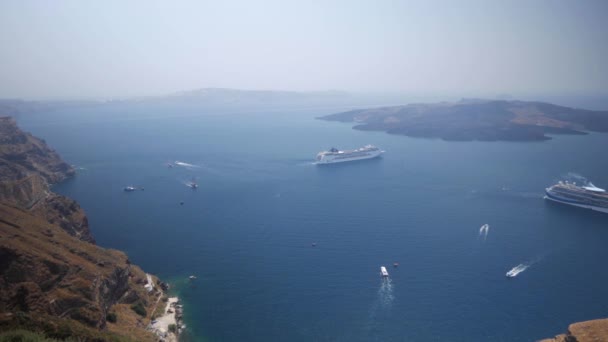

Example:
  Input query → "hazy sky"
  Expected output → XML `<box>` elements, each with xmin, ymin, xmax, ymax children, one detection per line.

<box><xmin>1</xmin><ymin>0</ymin><xmax>607</xmax><ymax>99</ymax></box>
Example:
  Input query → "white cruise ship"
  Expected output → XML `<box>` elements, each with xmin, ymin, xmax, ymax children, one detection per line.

<box><xmin>545</xmin><ymin>181</ymin><xmax>608</xmax><ymax>214</ymax></box>
<box><xmin>315</xmin><ymin>145</ymin><xmax>384</xmax><ymax>164</ymax></box>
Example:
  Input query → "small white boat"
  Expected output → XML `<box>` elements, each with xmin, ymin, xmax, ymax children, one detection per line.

<box><xmin>505</xmin><ymin>264</ymin><xmax>529</xmax><ymax>278</ymax></box>
<box><xmin>189</xmin><ymin>177</ymin><xmax>198</xmax><ymax>189</ymax></box>
<box><xmin>124</xmin><ymin>186</ymin><xmax>136</xmax><ymax>192</ymax></box>
<box><xmin>380</xmin><ymin>266</ymin><xmax>389</xmax><ymax>277</ymax></box>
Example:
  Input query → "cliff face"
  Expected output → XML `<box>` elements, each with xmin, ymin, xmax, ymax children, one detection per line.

<box><xmin>0</xmin><ymin>117</ymin><xmax>75</xmax><ymax>183</ymax></box>
<box><xmin>0</xmin><ymin>117</ymin><xmax>93</xmax><ymax>243</ymax></box>
<box><xmin>540</xmin><ymin>318</ymin><xmax>608</xmax><ymax>342</ymax></box>
<box><xmin>0</xmin><ymin>117</ymin><xmax>161</xmax><ymax>341</ymax></box>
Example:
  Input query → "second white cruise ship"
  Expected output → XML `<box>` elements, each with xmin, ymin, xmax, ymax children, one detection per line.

<box><xmin>316</xmin><ymin>145</ymin><xmax>384</xmax><ymax>164</ymax></box>
<box><xmin>545</xmin><ymin>181</ymin><xmax>608</xmax><ymax>214</ymax></box>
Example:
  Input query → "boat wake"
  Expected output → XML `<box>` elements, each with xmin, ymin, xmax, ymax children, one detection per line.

<box><xmin>506</xmin><ymin>256</ymin><xmax>544</xmax><ymax>278</ymax></box>
<box><xmin>365</xmin><ymin>278</ymin><xmax>394</xmax><ymax>337</ymax></box>
<box><xmin>378</xmin><ymin>278</ymin><xmax>394</xmax><ymax>307</ymax></box>
<box><xmin>179</xmin><ymin>178</ymin><xmax>198</xmax><ymax>189</ymax></box>
<box><xmin>174</xmin><ymin>161</ymin><xmax>200</xmax><ymax>169</ymax></box>
<box><xmin>474</xmin><ymin>187</ymin><xmax>543</xmax><ymax>200</ymax></box>
<box><xmin>506</xmin><ymin>264</ymin><xmax>529</xmax><ymax>278</ymax></box>
<box><xmin>516</xmin><ymin>192</ymin><xmax>544</xmax><ymax>199</ymax></box>
<box><xmin>479</xmin><ymin>224</ymin><xmax>489</xmax><ymax>241</ymax></box>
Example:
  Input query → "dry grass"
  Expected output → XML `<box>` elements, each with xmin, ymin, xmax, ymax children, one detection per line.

<box><xmin>0</xmin><ymin>203</ymin><xmax>160</xmax><ymax>341</ymax></box>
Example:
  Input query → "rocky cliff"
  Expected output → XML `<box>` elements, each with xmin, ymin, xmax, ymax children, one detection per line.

<box><xmin>540</xmin><ymin>318</ymin><xmax>608</xmax><ymax>342</ymax></box>
<box><xmin>0</xmin><ymin>117</ymin><xmax>163</xmax><ymax>341</ymax></box>
<box><xmin>0</xmin><ymin>117</ymin><xmax>93</xmax><ymax>243</ymax></box>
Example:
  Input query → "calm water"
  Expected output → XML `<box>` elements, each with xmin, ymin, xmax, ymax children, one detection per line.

<box><xmin>18</xmin><ymin>103</ymin><xmax>608</xmax><ymax>341</ymax></box>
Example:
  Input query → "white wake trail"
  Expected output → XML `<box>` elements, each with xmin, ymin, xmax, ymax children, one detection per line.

<box><xmin>365</xmin><ymin>277</ymin><xmax>395</xmax><ymax>338</ymax></box>
<box><xmin>377</xmin><ymin>278</ymin><xmax>394</xmax><ymax>307</ymax></box>
<box><xmin>506</xmin><ymin>263</ymin><xmax>529</xmax><ymax>277</ymax></box>
<box><xmin>506</xmin><ymin>255</ymin><xmax>544</xmax><ymax>278</ymax></box>
<box><xmin>174</xmin><ymin>161</ymin><xmax>200</xmax><ymax>168</ymax></box>
<box><xmin>479</xmin><ymin>224</ymin><xmax>490</xmax><ymax>241</ymax></box>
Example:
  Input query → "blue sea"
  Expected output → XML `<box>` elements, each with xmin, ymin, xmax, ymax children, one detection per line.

<box><xmin>17</xmin><ymin>102</ymin><xmax>608</xmax><ymax>341</ymax></box>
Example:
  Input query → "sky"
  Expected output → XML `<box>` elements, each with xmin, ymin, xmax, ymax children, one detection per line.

<box><xmin>0</xmin><ymin>0</ymin><xmax>607</xmax><ymax>99</ymax></box>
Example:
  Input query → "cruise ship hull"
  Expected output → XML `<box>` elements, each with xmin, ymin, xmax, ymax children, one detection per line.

<box><xmin>316</xmin><ymin>151</ymin><xmax>383</xmax><ymax>164</ymax></box>
<box><xmin>544</xmin><ymin>191</ymin><xmax>608</xmax><ymax>214</ymax></box>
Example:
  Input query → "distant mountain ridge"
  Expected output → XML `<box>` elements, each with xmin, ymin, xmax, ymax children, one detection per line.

<box><xmin>126</xmin><ymin>87</ymin><xmax>384</xmax><ymax>110</ymax></box>
<box><xmin>169</xmin><ymin>87</ymin><xmax>350</xmax><ymax>98</ymax></box>
<box><xmin>318</xmin><ymin>99</ymin><xmax>608</xmax><ymax>141</ymax></box>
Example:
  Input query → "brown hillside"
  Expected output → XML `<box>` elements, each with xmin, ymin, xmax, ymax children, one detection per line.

<box><xmin>0</xmin><ymin>203</ymin><xmax>161</xmax><ymax>341</ymax></box>
<box><xmin>0</xmin><ymin>117</ymin><xmax>165</xmax><ymax>341</ymax></box>
<box><xmin>540</xmin><ymin>318</ymin><xmax>608</xmax><ymax>342</ymax></box>
<box><xmin>0</xmin><ymin>116</ymin><xmax>93</xmax><ymax>243</ymax></box>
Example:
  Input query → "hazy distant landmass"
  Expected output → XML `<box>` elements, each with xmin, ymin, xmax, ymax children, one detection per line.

<box><xmin>123</xmin><ymin>88</ymin><xmax>419</xmax><ymax>111</ymax></box>
<box><xmin>0</xmin><ymin>89</ymin><xmax>410</xmax><ymax>118</ymax></box>
<box><xmin>3</xmin><ymin>89</ymin><xmax>608</xmax><ymax>120</ymax></box>
<box><xmin>319</xmin><ymin>99</ymin><xmax>608</xmax><ymax>142</ymax></box>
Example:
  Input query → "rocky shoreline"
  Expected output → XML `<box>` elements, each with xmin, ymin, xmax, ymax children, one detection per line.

<box><xmin>540</xmin><ymin>318</ymin><xmax>608</xmax><ymax>342</ymax></box>
<box><xmin>0</xmin><ymin>116</ymin><xmax>168</xmax><ymax>340</ymax></box>
<box><xmin>149</xmin><ymin>295</ymin><xmax>186</xmax><ymax>342</ymax></box>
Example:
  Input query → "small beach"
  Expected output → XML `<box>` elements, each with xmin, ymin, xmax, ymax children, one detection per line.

<box><xmin>150</xmin><ymin>296</ymin><xmax>184</xmax><ymax>342</ymax></box>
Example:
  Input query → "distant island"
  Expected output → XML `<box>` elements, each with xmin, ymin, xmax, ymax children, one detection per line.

<box><xmin>319</xmin><ymin>99</ymin><xmax>608</xmax><ymax>142</ymax></box>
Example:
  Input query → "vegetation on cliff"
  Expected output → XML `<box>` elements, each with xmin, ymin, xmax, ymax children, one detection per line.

<box><xmin>319</xmin><ymin>99</ymin><xmax>608</xmax><ymax>142</ymax></box>
<box><xmin>0</xmin><ymin>117</ymin><xmax>93</xmax><ymax>243</ymax></box>
<box><xmin>0</xmin><ymin>117</ymin><xmax>163</xmax><ymax>341</ymax></box>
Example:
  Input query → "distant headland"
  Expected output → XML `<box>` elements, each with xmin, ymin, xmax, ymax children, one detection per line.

<box><xmin>318</xmin><ymin>99</ymin><xmax>608</xmax><ymax>142</ymax></box>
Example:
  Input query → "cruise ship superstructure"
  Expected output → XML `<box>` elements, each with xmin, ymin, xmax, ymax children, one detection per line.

<box><xmin>545</xmin><ymin>181</ymin><xmax>608</xmax><ymax>214</ymax></box>
<box><xmin>316</xmin><ymin>145</ymin><xmax>383</xmax><ymax>164</ymax></box>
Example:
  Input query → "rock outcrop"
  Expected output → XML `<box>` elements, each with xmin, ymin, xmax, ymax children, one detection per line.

<box><xmin>540</xmin><ymin>318</ymin><xmax>608</xmax><ymax>342</ymax></box>
<box><xmin>0</xmin><ymin>117</ymin><xmax>161</xmax><ymax>341</ymax></box>
<box><xmin>0</xmin><ymin>117</ymin><xmax>93</xmax><ymax>242</ymax></box>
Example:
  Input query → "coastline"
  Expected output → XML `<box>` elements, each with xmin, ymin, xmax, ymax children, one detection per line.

<box><xmin>0</xmin><ymin>116</ymin><xmax>174</xmax><ymax>340</ymax></box>
<box><xmin>149</xmin><ymin>293</ymin><xmax>185</xmax><ymax>342</ymax></box>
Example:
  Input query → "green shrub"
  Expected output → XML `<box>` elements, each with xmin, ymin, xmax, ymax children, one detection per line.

<box><xmin>168</xmin><ymin>324</ymin><xmax>177</xmax><ymax>333</ymax></box>
<box><xmin>0</xmin><ymin>329</ymin><xmax>60</xmax><ymax>341</ymax></box>
<box><xmin>130</xmin><ymin>302</ymin><xmax>147</xmax><ymax>317</ymax></box>
<box><xmin>106</xmin><ymin>312</ymin><xmax>117</xmax><ymax>323</ymax></box>
<box><xmin>50</xmin><ymin>324</ymin><xmax>72</xmax><ymax>340</ymax></box>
